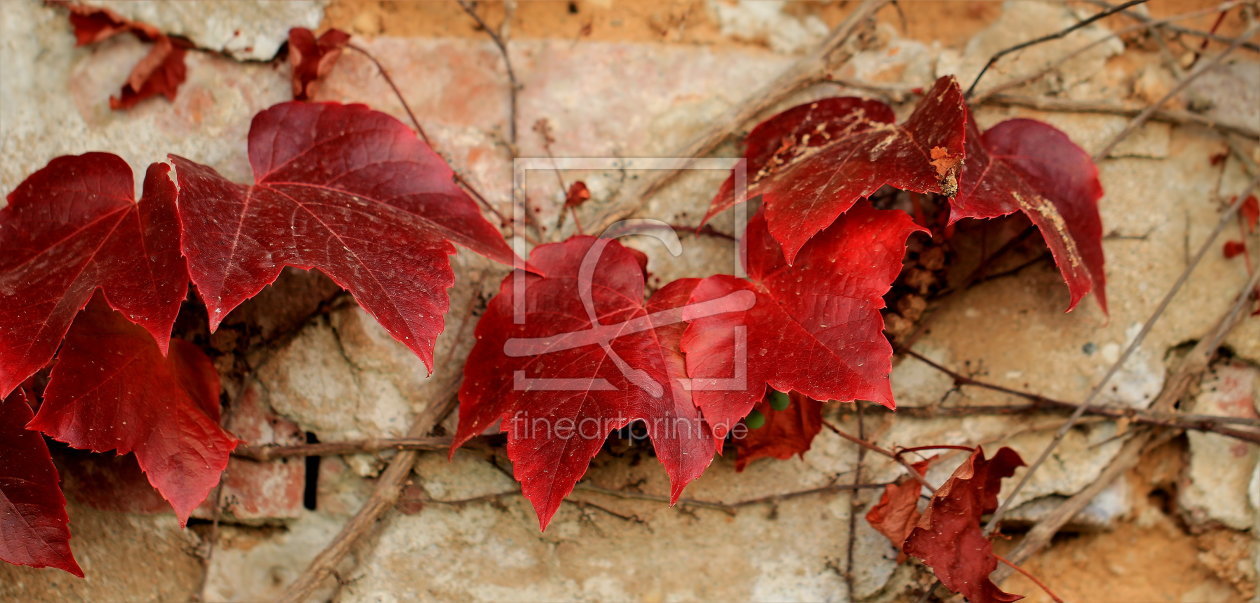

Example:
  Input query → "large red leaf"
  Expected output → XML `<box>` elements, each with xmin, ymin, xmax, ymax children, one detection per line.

<box><xmin>733</xmin><ymin>391</ymin><xmax>823</xmax><ymax>471</ymax></box>
<box><xmin>0</xmin><ymin>389</ymin><xmax>82</xmax><ymax>577</ymax></box>
<box><xmin>288</xmin><ymin>27</ymin><xmax>352</xmax><ymax>101</ymax></box>
<box><xmin>170</xmin><ymin>101</ymin><xmax>518</xmax><ymax>371</ymax></box>
<box><xmin>27</xmin><ymin>298</ymin><xmax>237</xmax><ymax>525</ymax></box>
<box><xmin>703</xmin><ymin>76</ymin><xmax>965</xmax><ymax>262</ymax></box>
<box><xmin>683</xmin><ymin>203</ymin><xmax>924</xmax><ymax>437</ymax></box>
<box><xmin>452</xmin><ymin>237</ymin><xmax>735</xmax><ymax>529</ymax></box>
<box><xmin>953</xmin><ymin>116</ymin><xmax>1106</xmax><ymax>313</ymax></box>
<box><xmin>903</xmin><ymin>446</ymin><xmax>1025</xmax><ymax>603</ymax></box>
<box><xmin>0</xmin><ymin>153</ymin><xmax>186</xmax><ymax>399</ymax></box>
<box><xmin>865</xmin><ymin>455</ymin><xmax>934</xmax><ymax>562</ymax></box>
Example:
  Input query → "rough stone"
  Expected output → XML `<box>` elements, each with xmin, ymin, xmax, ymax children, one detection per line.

<box><xmin>94</xmin><ymin>0</ymin><xmax>326</xmax><ymax>60</ymax></box>
<box><xmin>1181</xmin><ymin>361</ymin><xmax>1260</xmax><ymax>531</ymax></box>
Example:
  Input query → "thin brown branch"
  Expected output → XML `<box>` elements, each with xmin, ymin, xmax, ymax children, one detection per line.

<box><xmin>455</xmin><ymin>0</ymin><xmax>520</xmax><ymax>148</ymax></box>
<box><xmin>972</xmin><ymin>1</ymin><xmax>1246</xmax><ymax>104</ymax></box>
<box><xmin>984</xmin><ymin>215</ymin><xmax>1260</xmax><ymax>535</ymax></box>
<box><xmin>1094</xmin><ymin>23</ymin><xmax>1258</xmax><ymax>159</ymax></box>
<box><xmin>233</xmin><ymin>436</ymin><xmax>460</xmax><ymax>461</ymax></box>
<box><xmin>573</xmin><ymin>481</ymin><xmax>891</xmax><ymax>515</ymax></box>
<box><xmin>279</xmin><ymin>389</ymin><xmax>460</xmax><ymax>602</ymax></box>
<box><xmin>1078</xmin><ymin>0</ymin><xmax>1260</xmax><ymax>52</ymax></box>
<box><xmin>996</xmin><ymin>553</ymin><xmax>1065</xmax><ymax>603</ymax></box>
<box><xmin>585</xmin><ymin>0</ymin><xmax>890</xmax><ymax>236</ymax></box>
<box><xmin>897</xmin><ymin>349</ymin><xmax>1260</xmax><ymax>443</ymax></box>
<box><xmin>965</xmin><ymin>0</ymin><xmax>1151</xmax><ymax>97</ymax></box>
<box><xmin>345</xmin><ymin>43</ymin><xmax>510</xmax><ymax>228</ymax></box>
<box><xmin>822</xmin><ymin>419</ymin><xmax>937</xmax><ymax>492</ymax></box>
<box><xmin>980</xmin><ymin>93</ymin><xmax>1260</xmax><ymax>140</ymax></box>
<box><xmin>844</xmin><ymin>404</ymin><xmax>866</xmax><ymax>597</ymax></box>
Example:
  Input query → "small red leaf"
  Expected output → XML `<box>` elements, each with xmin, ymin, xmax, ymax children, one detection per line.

<box><xmin>288</xmin><ymin>27</ymin><xmax>352</xmax><ymax>101</ymax></box>
<box><xmin>953</xmin><ymin>116</ymin><xmax>1107</xmax><ymax>313</ymax></box>
<box><xmin>170</xmin><ymin>102</ymin><xmax>518</xmax><ymax>371</ymax></box>
<box><xmin>733</xmin><ymin>391</ymin><xmax>822</xmax><ymax>471</ymax></box>
<box><xmin>903</xmin><ymin>446</ymin><xmax>1025</xmax><ymax>603</ymax></box>
<box><xmin>1241</xmin><ymin>194</ymin><xmax>1259</xmax><ymax>234</ymax></box>
<box><xmin>684</xmin><ymin>203</ymin><xmax>924</xmax><ymax>436</ymax></box>
<box><xmin>1224</xmin><ymin>240</ymin><xmax>1247</xmax><ymax>259</ymax></box>
<box><xmin>453</xmin><ymin>238</ymin><xmax>721</xmax><ymax>529</ymax></box>
<box><xmin>28</xmin><ymin>298</ymin><xmax>238</xmax><ymax>525</ymax></box>
<box><xmin>0</xmin><ymin>154</ymin><xmax>186</xmax><ymax>399</ymax></box>
<box><xmin>704</xmin><ymin>76</ymin><xmax>965</xmax><ymax>262</ymax></box>
<box><xmin>0</xmin><ymin>389</ymin><xmax>82</xmax><ymax>577</ymax></box>
<box><xmin>109</xmin><ymin>35</ymin><xmax>188</xmax><ymax>110</ymax></box>
<box><xmin>865</xmin><ymin>455</ymin><xmax>934</xmax><ymax>562</ymax></box>
<box><xmin>60</xmin><ymin>3</ymin><xmax>187</xmax><ymax>110</ymax></box>
<box><xmin>564</xmin><ymin>181</ymin><xmax>592</xmax><ymax>209</ymax></box>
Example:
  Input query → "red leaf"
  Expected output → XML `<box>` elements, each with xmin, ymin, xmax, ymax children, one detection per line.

<box><xmin>1224</xmin><ymin>240</ymin><xmax>1247</xmax><ymax>259</ymax></box>
<box><xmin>703</xmin><ymin>76</ymin><xmax>965</xmax><ymax>262</ymax></box>
<box><xmin>865</xmin><ymin>456</ymin><xmax>934</xmax><ymax>562</ymax></box>
<box><xmin>0</xmin><ymin>389</ymin><xmax>82</xmax><ymax>577</ymax></box>
<box><xmin>1241</xmin><ymin>194</ymin><xmax>1259</xmax><ymax>234</ymax></box>
<box><xmin>0</xmin><ymin>153</ymin><xmax>186</xmax><ymax>399</ymax></box>
<box><xmin>109</xmin><ymin>36</ymin><xmax>188</xmax><ymax>111</ymax></box>
<box><xmin>27</xmin><ymin>298</ymin><xmax>237</xmax><ymax>525</ymax></box>
<box><xmin>60</xmin><ymin>3</ymin><xmax>186</xmax><ymax>110</ymax></box>
<box><xmin>683</xmin><ymin>203</ymin><xmax>924</xmax><ymax>436</ymax></box>
<box><xmin>903</xmin><ymin>446</ymin><xmax>1025</xmax><ymax>603</ymax></box>
<box><xmin>733</xmin><ymin>391</ymin><xmax>822</xmax><ymax>471</ymax></box>
<box><xmin>288</xmin><ymin>27</ymin><xmax>352</xmax><ymax>101</ymax></box>
<box><xmin>953</xmin><ymin>116</ymin><xmax>1107</xmax><ymax>313</ymax></box>
<box><xmin>452</xmin><ymin>237</ymin><xmax>724</xmax><ymax>529</ymax></box>
<box><xmin>169</xmin><ymin>102</ymin><xmax>518</xmax><ymax>371</ymax></box>
<box><xmin>565</xmin><ymin>181</ymin><xmax>592</xmax><ymax>209</ymax></box>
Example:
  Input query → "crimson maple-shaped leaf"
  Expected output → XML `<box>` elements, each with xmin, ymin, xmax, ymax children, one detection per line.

<box><xmin>953</xmin><ymin>116</ymin><xmax>1106</xmax><ymax>312</ymax></box>
<box><xmin>903</xmin><ymin>446</ymin><xmax>1025</xmax><ymax>603</ymax></box>
<box><xmin>0</xmin><ymin>153</ymin><xmax>186</xmax><ymax>399</ymax></box>
<box><xmin>170</xmin><ymin>101</ymin><xmax>517</xmax><ymax>370</ymax></box>
<box><xmin>288</xmin><ymin>27</ymin><xmax>351</xmax><ymax>101</ymax></box>
<box><xmin>452</xmin><ymin>237</ymin><xmax>736</xmax><ymax>529</ymax></box>
<box><xmin>683</xmin><ymin>203</ymin><xmax>924</xmax><ymax>437</ymax></box>
<box><xmin>27</xmin><ymin>298</ymin><xmax>237</xmax><ymax>525</ymax></box>
<box><xmin>703</xmin><ymin>76</ymin><xmax>965</xmax><ymax>262</ymax></box>
<box><xmin>0</xmin><ymin>389</ymin><xmax>82</xmax><ymax>577</ymax></box>
<box><xmin>865</xmin><ymin>455</ymin><xmax>935</xmax><ymax>562</ymax></box>
<box><xmin>733</xmin><ymin>391</ymin><xmax>823</xmax><ymax>471</ymax></box>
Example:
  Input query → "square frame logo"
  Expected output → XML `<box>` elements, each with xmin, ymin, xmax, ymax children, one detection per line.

<box><xmin>507</xmin><ymin>157</ymin><xmax>751</xmax><ymax>397</ymax></box>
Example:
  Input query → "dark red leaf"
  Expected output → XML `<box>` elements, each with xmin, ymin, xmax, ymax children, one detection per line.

<box><xmin>0</xmin><ymin>154</ymin><xmax>186</xmax><ymax>399</ymax></box>
<box><xmin>60</xmin><ymin>3</ymin><xmax>186</xmax><ymax>110</ymax></box>
<box><xmin>683</xmin><ymin>203</ymin><xmax>924</xmax><ymax>436</ymax></box>
<box><xmin>903</xmin><ymin>446</ymin><xmax>1025</xmax><ymax>603</ymax></box>
<box><xmin>703</xmin><ymin>76</ymin><xmax>965</xmax><ymax>262</ymax></box>
<box><xmin>27</xmin><ymin>298</ymin><xmax>237</xmax><ymax>525</ymax></box>
<box><xmin>953</xmin><ymin>116</ymin><xmax>1106</xmax><ymax>313</ymax></box>
<box><xmin>109</xmin><ymin>36</ymin><xmax>188</xmax><ymax>111</ymax></box>
<box><xmin>564</xmin><ymin>181</ymin><xmax>592</xmax><ymax>209</ymax></box>
<box><xmin>169</xmin><ymin>102</ymin><xmax>518</xmax><ymax>371</ymax></box>
<box><xmin>452</xmin><ymin>238</ymin><xmax>724</xmax><ymax>529</ymax></box>
<box><xmin>0</xmin><ymin>389</ymin><xmax>82</xmax><ymax>577</ymax></box>
<box><xmin>865</xmin><ymin>456</ymin><xmax>934</xmax><ymax>562</ymax></box>
<box><xmin>64</xmin><ymin>3</ymin><xmax>162</xmax><ymax>45</ymax></box>
<box><xmin>1241</xmin><ymin>194</ymin><xmax>1258</xmax><ymax>234</ymax></box>
<box><xmin>1224</xmin><ymin>240</ymin><xmax>1247</xmax><ymax>259</ymax></box>
<box><xmin>288</xmin><ymin>27</ymin><xmax>352</xmax><ymax>101</ymax></box>
<box><xmin>733</xmin><ymin>391</ymin><xmax>822</xmax><ymax>471</ymax></box>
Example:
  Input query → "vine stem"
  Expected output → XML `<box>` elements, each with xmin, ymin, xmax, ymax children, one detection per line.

<box><xmin>1078</xmin><ymin>0</ymin><xmax>1260</xmax><ymax>52</ymax></box>
<box><xmin>585</xmin><ymin>0</ymin><xmax>890</xmax><ymax>236</ymax></box>
<box><xmin>822</xmin><ymin>420</ymin><xmax>936</xmax><ymax>492</ymax></box>
<box><xmin>995</xmin><ymin>554</ymin><xmax>1064</xmax><ymax>603</ymax></box>
<box><xmin>455</xmin><ymin>0</ymin><xmax>519</xmax><ymax>148</ymax></box>
<box><xmin>982</xmin><ymin>176</ymin><xmax>1260</xmax><ymax>536</ymax></box>
<box><xmin>964</xmin><ymin>0</ymin><xmax>1151</xmax><ymax>98</ymax></box>
<box><xmin>344</xmin><ymin>43</ymin><xmax>511</xmax><ymax>229</ymax></box>
<box><xmin>1093</xmin><ymin>22</ymin><xmax>1259</xmax><ymax>160</ymax></box>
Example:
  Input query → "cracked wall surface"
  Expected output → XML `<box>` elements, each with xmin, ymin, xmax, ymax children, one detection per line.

<box><xmin>2</xmin><ymin>0</ymin><xmax>1258</xmax><ymax>600</ymax></box>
